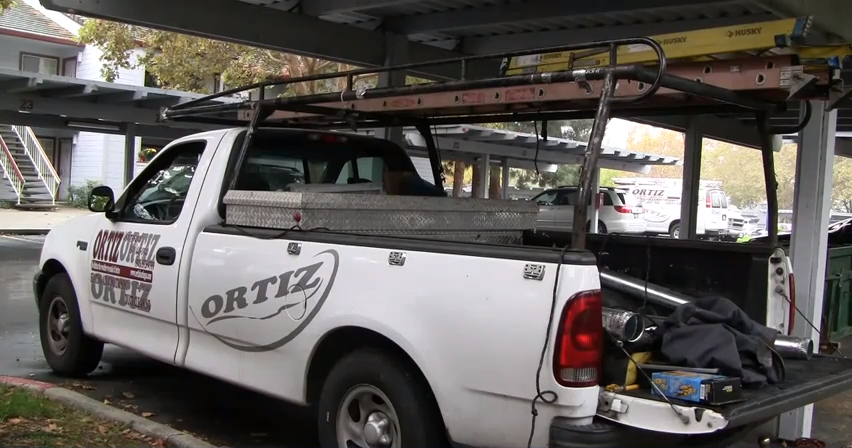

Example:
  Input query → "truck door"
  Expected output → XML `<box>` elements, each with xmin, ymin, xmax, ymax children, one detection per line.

<box><xmin>531</xmin><ymin>190</ymin><xmax>558</xmax><ymax>229</ymax></box>
<box><xmin>86</xmin><ymin>140</ymin><xmax>209</xmax><ymax>363</ymax></box>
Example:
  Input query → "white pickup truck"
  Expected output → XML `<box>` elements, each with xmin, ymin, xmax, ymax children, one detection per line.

<box><xmin>34</xmin><ymin>127</ymin><xmax>852</xmax><ymax>448</ymax></box>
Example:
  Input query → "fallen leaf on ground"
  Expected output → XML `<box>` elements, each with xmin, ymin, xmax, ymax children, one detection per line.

<box><xmin>7</xmin><ymin>418</ymin><xmax>23</xmax><ymax>425</ymax></box>
<box><xmin>82</xmin><ymin>384</ymin><xmax>97</xmax><ymax>390</ymax></box>
<box><xmin>141</xmin><ymin>412</ymin><xmax>155</xmax><ymax>418</ymax></box>
<box><xmin>97</xmin><ymin>424</ymin><xmax>108</xmax><ymax>434</ymax></box>
<box><xmin>122</xmin><ymin>392</ymin><xmax>135</xmax><ymax>399</ymax></box>
<box><xmin>150</xmin><ymin>438</ymin><xmax>167</xmax><ymax>448</ymax></box>
<box><xmin>103</xmin><ymin>399</ymin><xmax>112</xmax><ymax>405</ymax></box>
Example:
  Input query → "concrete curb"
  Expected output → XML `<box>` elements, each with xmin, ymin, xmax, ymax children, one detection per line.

<box><xmin>0</xmin><ymin>376</ymin><xmax>217</xmax><ymax>448</ymax></box>
<box><xmin>0</xmin><ymin>229</ymin><xmax>50</xmax><ymax>235</ymax></box>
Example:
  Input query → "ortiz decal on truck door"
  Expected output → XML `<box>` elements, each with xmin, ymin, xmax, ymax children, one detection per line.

<box><xmin>190</xmin><ymin>249</ymin><xmax>340</xmax><ymax>353</ymax></box>
<box><xmin>89</xmin><ymin>230</ymin><xmax>161</xmax><ymax>313</ymax></box>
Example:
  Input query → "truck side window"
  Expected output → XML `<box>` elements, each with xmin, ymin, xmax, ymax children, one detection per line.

<box><xmin>121</xmin><ymin>141</ymin><xmax>206</xmax><ymax>223</ymax></box>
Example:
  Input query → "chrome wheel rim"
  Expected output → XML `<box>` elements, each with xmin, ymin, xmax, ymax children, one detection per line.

<box><xmin>336</xmin><ymin>384</ymin><xmax>400</xmax><ymax>448</ymax></box>
<box><xmin>46</xmin><ymin>296</ymin><xmax>70</xmax><ymax>356</ymax></box>
<box><xmin>673</xmin><ymin>227</ymin><xmax>680</xmax><ymax>239</ymax></box>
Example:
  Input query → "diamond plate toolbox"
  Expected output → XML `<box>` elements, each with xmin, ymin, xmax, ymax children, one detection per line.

<box><xmin>223</xmin><ymin>190</ymin><xmax>539</xmax><ymax>241</ymax></box>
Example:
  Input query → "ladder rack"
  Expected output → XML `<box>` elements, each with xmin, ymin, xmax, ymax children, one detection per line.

<box><xmin>162</xmin><ymin>34</ymin><xmax>841</xmax><ymax>250</ymax></box>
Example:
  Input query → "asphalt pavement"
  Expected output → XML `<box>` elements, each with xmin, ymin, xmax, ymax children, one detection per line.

<box><xmin>1</xmin><ymin>235</ymin><xmax>850</xmax><ymax>447</ymax></box>
<box><xmin>0</xmin><ymin>235</ymin><xmax>318</xmax><ymax>448</ymax></box>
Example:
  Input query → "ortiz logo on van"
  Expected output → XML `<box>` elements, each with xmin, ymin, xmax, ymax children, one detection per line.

<box><xmin>190</xmin><ymin>249</ymin><xmax>340</xmax><ymax>353</ymax></box>
<box><xmin>89</xmin><ymin>230</ymin><xmax>161</xmax><ymax>313</ymax></box>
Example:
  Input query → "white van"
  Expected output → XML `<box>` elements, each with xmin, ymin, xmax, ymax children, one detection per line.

<box><xmin>612</xmin><ymin>178</ymin><xmax>730</xmax><ymax>238</ymax></box>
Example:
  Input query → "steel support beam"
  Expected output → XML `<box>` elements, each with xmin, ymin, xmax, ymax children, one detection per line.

<box><xmin>634</xmin><ymin>115</ymin><xmax>771</xmax><ymax>150</ymax></box>
<box><xmin>0</xmin><ymin>92</ymin><xmax>225</xmax><ymax>131</ymax></box>
<box><xmin>40</xmin><ymin>0</ymin><xmax>496</xmax><ymax>80</ymax></box>
<box><xmin>779</xmin><ymin>101</ymin><xmax>836</xmax><ymax>440</ymax></box>
<box><xmin>679</xmin><ymin>119</ymin><xmax>702</xmax><ymax>239</ymax></box>
<box><xmin>301</xmin><ymin>0</ymin><xmax>421</xmax><ymax>16</ymax></box>
<box><xmin>383</xmin><ymin>0</ymin><xmax>729</xmax><ymax>35</ymax></box>
<box><xmin>0</xmin><ymin>110</ymin><xmax>213</xmax><ymax>140</ymax></box>
<box><xmin>460</xmin><ymin>13</ymin><xmax>776</xmax><ymax>54</ymax></box>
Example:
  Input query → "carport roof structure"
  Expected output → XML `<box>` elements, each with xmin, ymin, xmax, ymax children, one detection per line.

<box><xmin>0</xmin><ymin>68</ymin><xmax>239</xmax><ymax>140</ymax></box>
<box><xmin>38</xmin><ymin>0</ymin><xmax>852</xmax><ymax>149</ymax></box>
<box><xmin>355</xmin><ymin>124</ymin><xmax>682</xmax><ymax>174</ymax></box>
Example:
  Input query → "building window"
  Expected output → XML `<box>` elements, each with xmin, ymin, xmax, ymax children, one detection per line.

<box><xmin>62</xmin><ymin>57</ymin><xmax>77</xmax><ymax>78</ymax></box>
<box><xmin>20</xmin><ymin>53</ymin><xmax>59</xmax><ymax>75</ymax></box>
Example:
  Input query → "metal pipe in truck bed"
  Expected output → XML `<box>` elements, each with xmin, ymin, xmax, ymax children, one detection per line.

<box><xmin>599</xmin><ymin>269</ymin><xmax>690</xmax><ymax>309</ymax></box>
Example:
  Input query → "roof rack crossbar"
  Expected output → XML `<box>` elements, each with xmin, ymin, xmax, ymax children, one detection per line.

<box><xmin>169</xmin><ymin>37</ymin><xmax>667</xmax><ymax>112</ymax></box>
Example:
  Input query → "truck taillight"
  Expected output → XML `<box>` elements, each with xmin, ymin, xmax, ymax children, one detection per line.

<box><xmin>553</xmin><ymin>290</ymin><xmax>603</xmax><ymax>388</ymax></box>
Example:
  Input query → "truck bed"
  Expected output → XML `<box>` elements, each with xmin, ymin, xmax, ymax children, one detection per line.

<box><xmin>620</xmin><ymin>355</ymin><xmax>852</xmax><ymax>428</ymax></box>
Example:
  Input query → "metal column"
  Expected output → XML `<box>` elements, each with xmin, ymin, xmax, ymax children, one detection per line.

<box><xmin>475</xmin><ymin>155</ymin><xmax>490</xmax><ymax>198</ymax></box>
<box><xmin>501</xmin><ymin>157</ymin><xmax>510</xmax><ymax>199</ymax></box>
<box><xmin>589</xmin><ymin>168</ymin><xmax>601</xmax><ymax>234</ymax></box>
<box><xmin>778</xmin><ymin>101</ymin><xmax>836</xmax><ymax>440</ymax></box>
<box><xmin>123</xmin><ymin>123</ymin><xmax>137</xmax><ymax>187</ymax></box>
<box><xmin>679</xmin><ymin>119</ymin><xmax>703</xmax><ymax>239</ymax></box>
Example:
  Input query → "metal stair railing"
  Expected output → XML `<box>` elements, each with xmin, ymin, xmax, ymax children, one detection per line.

<box><xmin>10</xmin><ymin>125</ymin><xmax>60</xmax><ymax>203</ymax></box>
<box><xmin>0</xmin><ymin>134</ymin><xmax>25</xmax><ymax>204</ymax></box>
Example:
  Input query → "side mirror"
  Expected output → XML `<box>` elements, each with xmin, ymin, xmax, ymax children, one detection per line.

<box><xmin>88</xmin><ymin>186</ymin><xmax>115</xmax><ymax>213</ymax></box>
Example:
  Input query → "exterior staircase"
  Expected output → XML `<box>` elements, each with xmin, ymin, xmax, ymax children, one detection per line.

<box><xmin>0</xmin><ymin>124</ymin><xmax>60</xmax><ymax>209</ymax></box>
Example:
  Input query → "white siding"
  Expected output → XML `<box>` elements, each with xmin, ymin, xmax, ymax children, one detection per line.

<box><xmin>71</xmin><ymin>131</ymin><xmax>140</xmax><ymax>193</ymax></box>
<box><xmin>76</xmin><ymin>46</ymin><xmax>145</xmax><ymax>85</ymax></box>
<box><xmin>0</xmin><ymin>34</ymin><xmax>79</xmax><ymax>73</ymax></box>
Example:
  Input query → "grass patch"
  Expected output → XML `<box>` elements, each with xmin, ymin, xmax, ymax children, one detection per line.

<box><xmin>0</xmin><ymin>384</ymin><xmax>165</xmax><ymax>448</ymax></box>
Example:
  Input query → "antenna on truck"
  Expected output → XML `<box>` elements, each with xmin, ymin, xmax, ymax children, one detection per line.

<box><xmin>160</xmin><ymin>17</ymin><xmax>846</xmax><ymax>249</ymax></box>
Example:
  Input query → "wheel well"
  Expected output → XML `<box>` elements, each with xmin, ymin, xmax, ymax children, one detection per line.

<box><xmin>306</xmin><ymin>326</ymin><xmax>444</xmax><ymax>420</ymax></box>
<box><xmin>669</xmin><ymin>220</ymin><xmax>681</xmax><ymax>232</ymax></box>
<box><xmin>37</xmin><ymin>259</ymin><xmax>67</xmax><ymax>302</ymax></box>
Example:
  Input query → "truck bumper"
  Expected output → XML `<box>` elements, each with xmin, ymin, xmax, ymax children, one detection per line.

<box><xmin>548</xmin><ymin>417</ymin><xmax>751</xmax><ymax>448</ymax></box>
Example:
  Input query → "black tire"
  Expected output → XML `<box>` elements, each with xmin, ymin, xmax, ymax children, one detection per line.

<box><xmin>317</xmin><ymin>348</ymin><xmax>446</xmax><ymax>448</ymax></box>
<box><xmin>585</xmin><ymin>220</ymin><xmax>607</xmax><ymax>234</ymax></box>
<box><xmin>669</xmin><ymin>222</ymin><xmax>681</xmax><ymax>239</ymax></box>
<box><xmin>38</xmin><ymin>273</ymin><xmax>103</xmax><ymax>377</ymax></box>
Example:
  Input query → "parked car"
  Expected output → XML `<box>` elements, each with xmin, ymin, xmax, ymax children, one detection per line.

<box><xmin>33</xmin><ymin>127</ymin><xmax>852</xmax><ymax>448</ymax></box>
<box><xmin>529</xmin><ymin>186</ymin><xmax>646</xmax><ymax>234</ymax></box>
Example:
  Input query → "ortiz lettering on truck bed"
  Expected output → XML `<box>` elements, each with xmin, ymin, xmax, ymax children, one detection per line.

<box><xmin>89</xmin><ymin>229</ymin><xmax>161</xmax><ymax>313</ymax></box>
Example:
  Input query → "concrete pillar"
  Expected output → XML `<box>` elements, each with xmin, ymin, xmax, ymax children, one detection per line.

<box><xmin>589</xmin><ymin>168</ymin><xmax>600</xmax><ymax>234</ymax></box>
<box><xmin>501</xmin><ymin>157</ymin><xmax>510</xmax><ymax>199</ymax></box>
<box><xmin>778</xmin><ymin>101</ymin><xmax>836</xmax><ymax>440</ymax></box>
<box><xmin>124</xmin><ymin>123</ymin><xmax>137</xmax><ymax>188</ymax></box>
<box><xmin>679</xmin><ymin>118</ymin><xmax>702</xmax><ymax>239</ymax></box>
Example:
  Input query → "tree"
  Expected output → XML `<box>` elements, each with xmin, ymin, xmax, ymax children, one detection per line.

<box><xmin>78</xmin><ymin>19</ymin><xmax>374</xmax><ymax>94</ymax></box>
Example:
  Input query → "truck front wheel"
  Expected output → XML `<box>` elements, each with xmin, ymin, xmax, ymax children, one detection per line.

<box><xmin>38</xmin><ymin>273</ymin><xmax>103</xmax><ymax>377</ymax></box>
<box><xmin>317</xmin><ymin>348</ymin><xmax>445</xmax><ymax>448</ymax></box>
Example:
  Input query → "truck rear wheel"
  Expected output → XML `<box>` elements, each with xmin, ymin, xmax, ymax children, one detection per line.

<box><xmin>669</xmin><ymin>222</ymin><xmax>681</xmax><ymax>239</ymax></box>
<box><xmin>317</xmin><ymin>348</ymin><xmax>445</xmax><ymax>448</ymax></box>
<box><xmin>38</xmin><ymin>273</ymin><xmax>103</xmax><ymax>377</ymax></box>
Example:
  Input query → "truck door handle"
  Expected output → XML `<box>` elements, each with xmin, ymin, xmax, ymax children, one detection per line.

<box><xmin>156</xmin><ymin>247</ymin><xmax>176</xmax><ymax>266</ymax></box>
